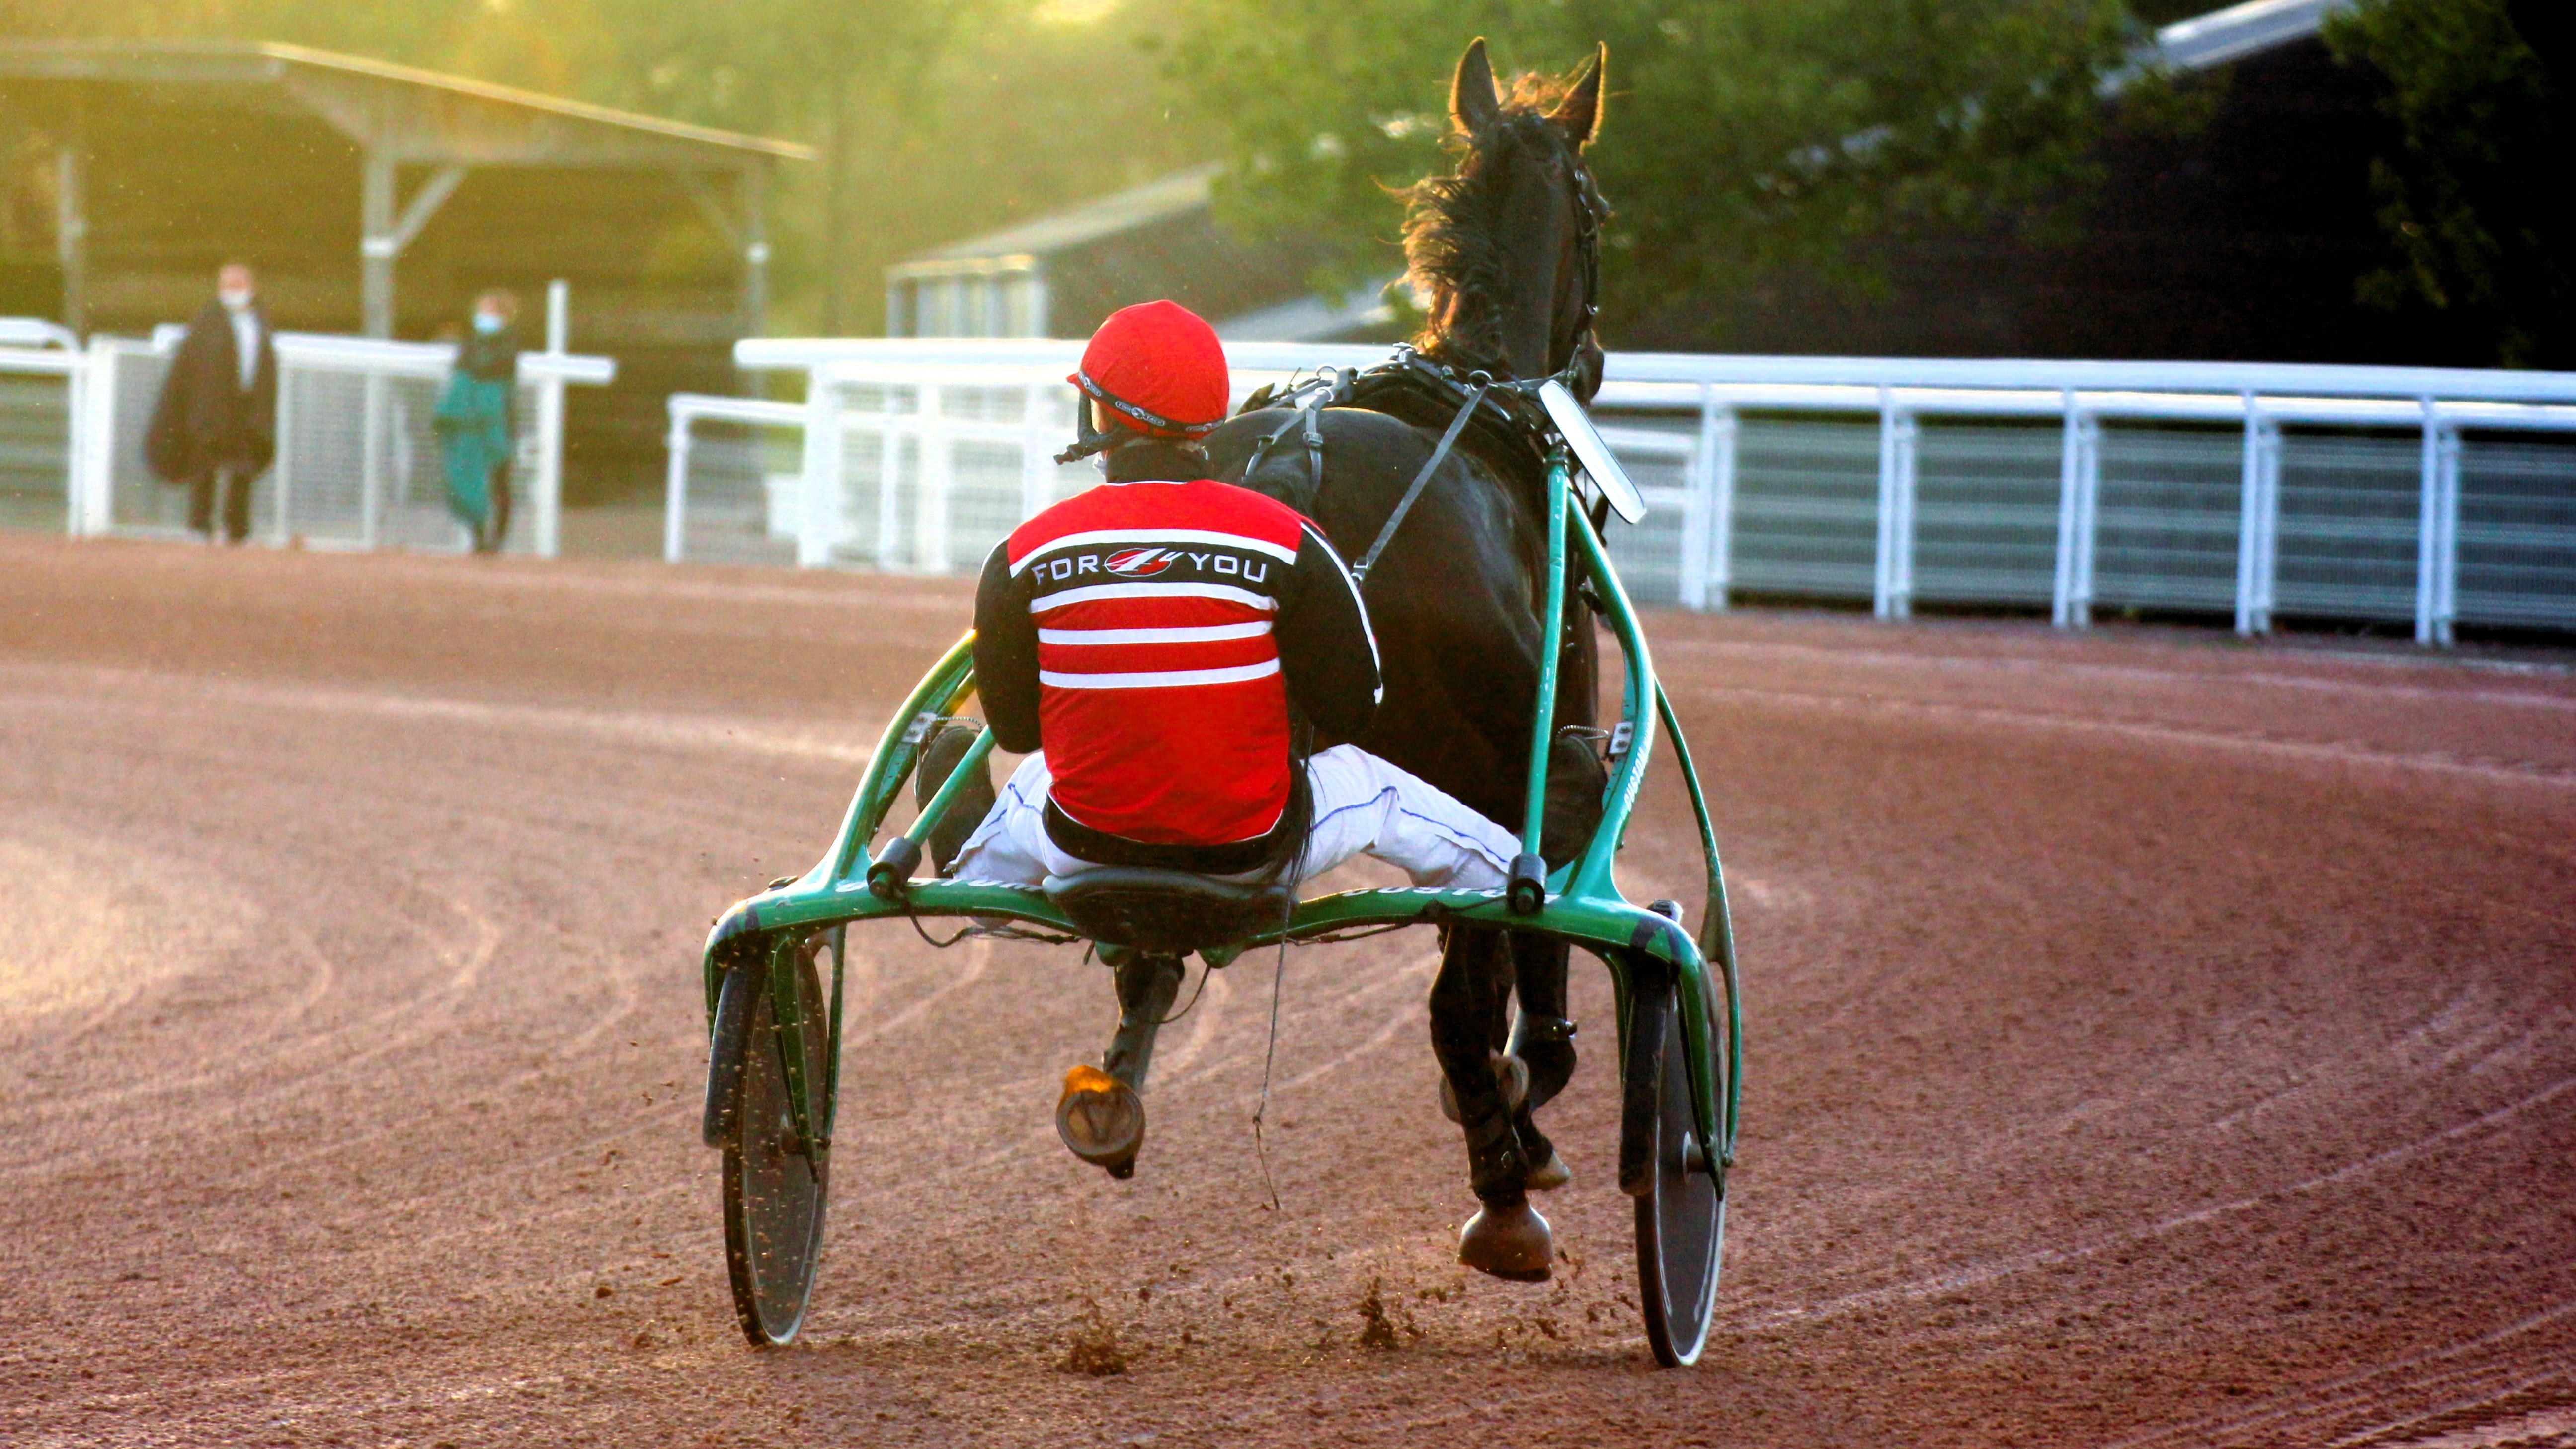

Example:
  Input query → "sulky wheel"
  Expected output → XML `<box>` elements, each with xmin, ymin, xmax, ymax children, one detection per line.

<box><xmin>715</xmin><ymin>932</ymin><xmax>831</xmax><ymax>1347</ymax></box>
<box><xmin>1625</xmin><ymin>963</ymin><xmax>1727</xmax><ymax>1368</ymax></box>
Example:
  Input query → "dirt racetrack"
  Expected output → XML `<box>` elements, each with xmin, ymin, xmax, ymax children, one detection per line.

<box><xmin>4</xmin><ymin>531</ymin><xmax>2574</xmax><ymax>1449</ymax></box>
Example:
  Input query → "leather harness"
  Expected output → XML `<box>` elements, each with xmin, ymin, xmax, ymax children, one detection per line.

<box><xmin>1232</xmin><ymin>133</ymin><xmax>1613</xmax><ymax>579</ymax></box>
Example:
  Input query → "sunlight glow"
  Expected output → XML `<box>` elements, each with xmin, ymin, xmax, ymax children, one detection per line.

<box><xmin>1034</xmin><ymin>0</ymin><xmax>1123</xmax><ymax>23</ymax></box>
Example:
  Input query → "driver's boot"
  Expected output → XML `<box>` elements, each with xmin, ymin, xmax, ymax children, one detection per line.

<box><xmin>913</xmin><ymin>721</ymin><xmax>996</xmax><ymax>876</ymax></box>
<box><xmin>1056</xmin><ymin>952</ymin><xmax>1186</xmax><ymax>1179</ymax></box>
<box><xmin>1455</xmin><ymin>1097</ymin><xmax>1554</xmax><ymax>1282</ymax></box>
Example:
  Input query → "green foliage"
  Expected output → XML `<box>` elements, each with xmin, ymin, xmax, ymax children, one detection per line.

<box><xmin>1</xmin><ymin>0</ymin><xmax>2194</xmax><ymax>342</ymax></box>
<box><xmin>1164</xmin><ymin>0</ymin><xmax>2141</xmax><ymax>342</ymax></box>
<box><xmin>2326</xmin><ymin>0</ymin><xmax>2567</xmax><ymax>366</ymax></box>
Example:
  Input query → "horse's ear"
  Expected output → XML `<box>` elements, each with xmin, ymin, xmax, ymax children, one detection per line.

<box><xmin>1549</xmin><ymin>44</ymin><xmax>1605</xmax><ymax>147</ymax></box>
<box><xmin>1450</xmin><ymin>37</ymin><xmax>1503</xmax><ymax>135</ymax></box>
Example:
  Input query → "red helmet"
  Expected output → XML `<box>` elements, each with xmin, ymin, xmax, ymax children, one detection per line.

<box><xmin>1070</xmin><ymin>300</ymin><xmax>1230</xmax><ymax>442</ymax></box>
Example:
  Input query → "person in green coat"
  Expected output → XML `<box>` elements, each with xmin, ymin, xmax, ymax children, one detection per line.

<box><xmin>434</xmin><ymin>290</ymin><xmax>520</xmax><ymax>553</ymax></box>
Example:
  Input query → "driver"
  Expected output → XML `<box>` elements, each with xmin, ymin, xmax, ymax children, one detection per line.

<box><xmin>921</xmin><ymin>300</ymin><xmax>1525</xmax><ymax>1171</ymax></box>
<box><xmin>936</xmin><ymin>300</ymin><xmax>1520</xmax><ymax>896</ymax></box>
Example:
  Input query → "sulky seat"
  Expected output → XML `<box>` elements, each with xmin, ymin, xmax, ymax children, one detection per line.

<box><xmin>1041</xmin><ymin>866</ymin><xmax>1294</xmax><ymax>957</ymax></box>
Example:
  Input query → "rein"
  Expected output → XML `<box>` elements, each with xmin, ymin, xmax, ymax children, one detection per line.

<box><xmin>1351</xmin><ymin>373</ymin><xmax>1486</xmax><ymax>582</ymax></box>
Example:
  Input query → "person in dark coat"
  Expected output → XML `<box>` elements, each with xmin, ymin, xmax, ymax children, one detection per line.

<box><xmin>144</xmin><ymin>263</ymin><xmax>278</xmax><ymax>544</ymax></box>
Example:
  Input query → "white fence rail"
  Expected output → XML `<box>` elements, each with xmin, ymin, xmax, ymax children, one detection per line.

<box><xmin>663</xmin><ymin>393</ymin><xmax>808</xmax><ymax>568</ymax></box>
<box><xmin>0</xmin><ymin>318</ymin><xmax>611</xmax><ymax>556</ymax></box>
<box><xmin>682</xmin><ymin>339</ymin><xmax>2576</xmax><ymax>644</ymax></box>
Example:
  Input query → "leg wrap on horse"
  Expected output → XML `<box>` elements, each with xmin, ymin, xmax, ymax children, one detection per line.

<box><xmin>1431</xmin><ymin>928</ymin><xmax>1540</xmax><ymax>1203</ymax></box>
<box><xmin>1510</xmin><ymin>934</ymin><xmax>1579</xmax><ymax>1112</ymax></box>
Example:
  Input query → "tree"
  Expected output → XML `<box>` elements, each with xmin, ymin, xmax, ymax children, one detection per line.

<box><xmin>1160</xmin><ymin>0</ymin><xmax>2140</xmax><ymax>345</ymax></box>
<box><xmin>2326</xmin><ymin>0</ymin><xmax>2570</xmax><ymax>366</ymax></box>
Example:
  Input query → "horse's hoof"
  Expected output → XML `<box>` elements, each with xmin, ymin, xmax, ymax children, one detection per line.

<box><xmin>1458</xmin><ymin>1199</ymin><xmax>1554</xmax><ymax>1281</ymax></box>
<box><xmin>1524</xmin><ymin>1147</ymin><xmax>1572</xmax><ymax>1192</ymax></box>
<box><xmin>1056</xmin><ymin>1064</ymin><xmax>1143</xmax><ymax>1176</ymax></box>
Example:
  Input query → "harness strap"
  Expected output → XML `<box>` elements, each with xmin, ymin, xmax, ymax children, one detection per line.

<box><xmin>1350</xmin><ymin>379</ymin><xmax>1488</xmax><ymax>584</ymax></box>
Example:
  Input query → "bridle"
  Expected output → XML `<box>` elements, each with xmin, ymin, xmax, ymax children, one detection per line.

<box><xmin>1437</xmin><ymin>120</ymin><xmax>1609</xmax><ymax>394</ymax></box>
<box><xmin>1556</xmin><ymin>141</ymin><xmax>1609</xmax><ymax>388</ymax></box>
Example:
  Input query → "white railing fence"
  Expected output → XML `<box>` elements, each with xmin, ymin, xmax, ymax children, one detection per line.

<box><xmin>0</xmin><ymin>317</ymin><xmax>612</xmax><ymax>556</ymax></box>
<box><xmin>0</xmin><ymin>320</ymin><xmax>84</xmax><ymax>535</ymax></box>
<box><xmin>664</xmin><ymin>393</ymin><xmax>821</xmax><ymax>569</ymax></box>
<box><xmin>699</xmin><ymin>340</ymin><xmax>2576</xmax><ymax>645</ymax></box>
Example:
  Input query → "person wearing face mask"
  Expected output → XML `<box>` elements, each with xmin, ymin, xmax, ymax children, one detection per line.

<box><xmin>143</xmin><ymin>263</ymin><xmax>278</xmax><ymax>544</ymax></box>
<box><xmin>433</xmin><ymin>290</ymin><xmax>521</xmax><ymax>553</ymax></box>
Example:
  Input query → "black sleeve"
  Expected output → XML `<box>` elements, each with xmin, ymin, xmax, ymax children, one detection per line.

<box><xmin>971</xmin><ymin>542</ymin><xmax>1044</xmax><ymax>754</ymax></box>
<box><xmin>1273</xmin><ymin>522</ymin><xmax>1381</xmax><ymax>746</ymax></box>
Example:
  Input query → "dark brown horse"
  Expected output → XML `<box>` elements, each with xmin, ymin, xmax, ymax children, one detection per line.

<box><xmin>1203</xmin><ymin>38</ymin><xmax>1611</xmax><ymax>1278</ymax></box>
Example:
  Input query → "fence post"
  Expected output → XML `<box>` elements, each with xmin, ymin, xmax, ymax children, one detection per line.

<box><xmin>1019</xmin><ymin>373</ymin><xmax>1056</xmax><ymax>523</ymax></box>
<box><xmin>2432</xmin><ymin>416</ymin><xmax>2461</xmax><ymax>646</ymax></box>
<box><xmin>1874</xmin><ymin>388</ymin><xmax>1916</xmax><ymax>620</ymax></box>
<box><xmin>875</xmin><ymin>384</ymin><xmax>906</xmax><ymax>572</ymax></box>
<box><xmin>59</xmin><ymin>344</ymin><xmax>85</xmax><ymax>535</ymax></box>
<box><xmin>75</xmin><ymin>336</ymin><xmax>116</xmax><ymax>535</ymax></box>
<box><xmin>916</xmin><ymin>382</ymin><xmax>950</xmax><ymax>572</ymax></box>
<box><xmin>275</xmin><ymin>370</ymin><xmax>299</xmax><ymax>544</ymax></box>
<box><xmin>1677</xmin><ymin>388</ymin><xmax>1709</xmax><ymax>610</ymax></box>
<box><xmin>2054</xmin><ymin>390</ymin><xmax>2080</xmax><ymax>627</ymax></box>
<box><xmin>2415</xmin><ymin>398</ymin><xmax>2441</xmax><ymax>645</ymax></box>
<box><xmin>359</xmin><ymin>370</ymin><xmax>387</xmax><ymax>549</ymax></box>
<box><xmin>2235</xmin><ymin>393</ymin><xmax>2280</xmax><ymax>636</ymax></box>
<box><xmin>664</xmin><ymin>401</ymin><xmax>691</xmax><ymax>564</ymax></box>
<box><xmin>2075</xmin><ymin>412</ymin><xmax>2100</xmax><ymax>627</ymax></box>
<box><xmin>528</xmin><ymin>279</ymin><xmax>570</xmax><ymax>559</ymax></box>
<box><xmin>797</xmin><ymin>369</ymin><xmax>843</xmax><ymax>568</ymax></box>
<box><xmin>1695</xmin><ymin>390</ymin><xmax>1738</xmax><ymax>612</ymax></box>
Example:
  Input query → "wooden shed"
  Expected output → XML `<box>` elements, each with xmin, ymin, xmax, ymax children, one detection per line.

<box><xmin>0</xmin><ymin>40</ymin><xmax>810</xmax><ymax>482</ymax></box>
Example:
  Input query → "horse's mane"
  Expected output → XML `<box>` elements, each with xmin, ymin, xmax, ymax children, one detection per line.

<box><xmin>1401</xmin><ymin>72</ymin><xmax>1583</xmax><ymax>369</ymax></box>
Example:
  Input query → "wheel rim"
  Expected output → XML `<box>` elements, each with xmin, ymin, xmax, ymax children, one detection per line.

<box><xmin>722</xmin><ymin>944</ymin><xmax>828</xmax><ymax>1346</ymax></box>
<box><xmin>1636</xmin><ymin>984</ymin><xmax>1724</xmax><ymax>1367</ymax></box>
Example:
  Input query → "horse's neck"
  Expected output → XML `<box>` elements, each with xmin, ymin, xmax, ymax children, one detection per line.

<box><xmin>1420</xmin><ymin>298</ymin><xmax>1561</xmax><ymax>384</ymax></box>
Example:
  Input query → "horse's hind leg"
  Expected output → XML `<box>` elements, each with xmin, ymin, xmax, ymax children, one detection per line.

<box><xmin>1432</xmin><ymin>926</ymin><xmax>1554</xmax><ymax>1281</ymax></box>
<box><xmin>1506</xmin><ymin>935</ymin><xmax>1576</xmax><ymax>1191</ymax></box>
<box><xmin>1056</xmin><ymin>953</ymin><xmax>1184</xmax><ymax>1180</ymax></box>
<box><xmin>1510</xmin><ymin>935</ymin><xmax>1576</xmax><ymax>1107</ymax></box>
<box><xmin>1105</xmin><ymin>953</ymin><xmax>1187</xmax><ymax>1094</ymax></box>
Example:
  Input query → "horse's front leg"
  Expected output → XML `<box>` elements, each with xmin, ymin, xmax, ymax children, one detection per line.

<box><xmin>1431</xmin><ymin>924</ymin><xmax>1555</xmax><ymax>1281</ymax></box>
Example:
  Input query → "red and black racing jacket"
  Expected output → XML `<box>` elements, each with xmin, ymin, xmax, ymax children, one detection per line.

<box><xmin>973</xmin><ymin>441</ymin><xmax>1381</xmax><ymax>873</ymax></box>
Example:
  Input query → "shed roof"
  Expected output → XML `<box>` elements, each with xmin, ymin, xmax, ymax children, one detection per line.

<box><xmin>899</xmin><ymin>163</ymin><xmax>1223</xmax><ymax>269</ymax></box>
<box><xmin>2104</xmin><ymin>0</ymin><xmax>2355</xmax><ymax>92</ymax></box>
<box><xmin>0</xmin><ymin>40</ymin><xmax>812</xmax><ymax>166</ymax></box>
<box><xmin>2150</xmin><ymin>0</ymin><xmax>2353</xmax><ymax>72</ymax></box>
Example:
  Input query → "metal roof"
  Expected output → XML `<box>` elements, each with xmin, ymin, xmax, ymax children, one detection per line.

<box><xmin>2106</xmin><ymin>0</ymin><xmax>2356</xmax><ymax>92</ymax></box>
<box><xmin>2152</xmin><ymin>0</ymin><xmax>2353</xmax><ymax>71</ymax></box>
<box><xmin>0</xmin><ymin>40</ymin><xmax>813</xmax><ymax>162</ymax></box>
<box><xmin>896</xmin><ymin>163</ymin><xmax>1223</xmax><ymax>269</ymax></box>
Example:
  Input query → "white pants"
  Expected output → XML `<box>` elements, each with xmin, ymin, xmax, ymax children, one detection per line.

<box><xmin>949</xmin><ymin>745</ymin><xmax>1522</xmax><ymax>890</ymax></box>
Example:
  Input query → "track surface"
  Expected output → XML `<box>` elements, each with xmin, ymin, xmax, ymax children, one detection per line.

<box><xmin>3</xmin><ymin>533</ymin><xmax>2573</xmax><ymax>1448</ymax></box>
